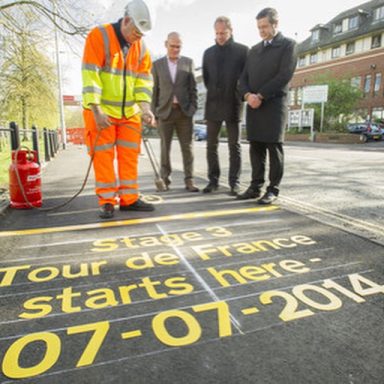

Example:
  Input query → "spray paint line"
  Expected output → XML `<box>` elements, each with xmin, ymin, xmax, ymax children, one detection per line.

<box><xmin>0</xmin><ymin>205</ymin><xmax>279</xmax><ymax>238</ymax></box>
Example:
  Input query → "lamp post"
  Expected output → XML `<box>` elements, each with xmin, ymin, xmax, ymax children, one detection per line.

<box><xmin>54</xmin><ymin>0</ymin><xmax>67</xmax><ymax>149</ymax></box>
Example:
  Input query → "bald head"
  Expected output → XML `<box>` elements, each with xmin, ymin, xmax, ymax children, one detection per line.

<box><xmin>165</xmin><ymin>31</ymin><xmax>182</xmax><ymax>61</ymax></box>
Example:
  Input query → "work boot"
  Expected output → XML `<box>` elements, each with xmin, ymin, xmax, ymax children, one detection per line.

<box><xmin>185</xmin><ymin>179</ymin><xmax>199</xmax><ymax>192</ymax></box>
<box><xmin>202</xmin><ymin>182</ymin><xmax>218</xmax><ymax>193</ymax></box>
<box><xmin>99</xmin><ymin>203</ymin><xmax>115</xmax><ymax>219</ymax></box>
<box><xmin>120</xmin><ymin>198</ymin><xmax>154</xmax><ymax>211</ymax></box>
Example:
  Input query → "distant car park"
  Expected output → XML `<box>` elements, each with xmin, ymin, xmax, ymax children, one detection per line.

<box><xmin>194</xmin><ymin>123</ymin><xmax>207</xmax><ymax>141</ymax></box>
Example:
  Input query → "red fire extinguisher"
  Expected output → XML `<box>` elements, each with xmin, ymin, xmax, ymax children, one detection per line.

<box><xmin>9</xmin><ymin>149</ymin><xmax>42</xmax><ymax>209</ymax></box>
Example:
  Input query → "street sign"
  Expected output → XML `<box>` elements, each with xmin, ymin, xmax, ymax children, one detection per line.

<box><xmin>303</xmin><ymin>85</ymin><xmax>328</xmax><ymax>103</ymax></box>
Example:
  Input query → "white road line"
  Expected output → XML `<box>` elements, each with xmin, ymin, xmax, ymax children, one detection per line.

<box><xmin>156</xmin><ymin>224</ymin><xmax>243</xmax><ymax>334</ymax></box>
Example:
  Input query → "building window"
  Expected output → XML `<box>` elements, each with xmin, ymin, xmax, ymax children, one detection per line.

<box><xmin>351</xmin><ymin>76</ymin><xmax>361</xmax><ymax>88</ymax></box>
<box><xmin>298</xmin><ymin>56</ymin><xmax>306</xmax><ymax>67</ymax></box>
<box><xmin>374</xmin><ymin>73</ymin><xmax>382</xmax><ymax>96</ymax></box>
<box><xmin>371</xmin><ymin>34</ymin><xmax>382</xmax><ymax>48</ymax></box>
<box><xmin>372</xmin><ymin>107</ymin><xmax>384</xmax><ymax>119</ymax></box>
<box><xmin>364</xmin><ymin>75</ymin><xmax>372</xmax><ymax>94</ymax></box>
<box><xmin>311</xmin><ymin>30</ymin><xmax>320</xmax><ymax>42</ymax></box>
<box><xmin>310</xmin><ymin>52</ymin><xmax>318</xmax><ymax>64</ymax></box>
<box><xmin>373</xmin><ymin>6</ymin><xmax>384</xmax><ymax>21</ymax></box>
<box><xmin>331</xmin><ymin>46</ymin><xmax>341</xmax><ymax>58</ymax></box>
<box><xmin>334</xmin><ymin>22</ymin><xmax>342</xmax><ymax>34</ymax></box>
<box><xmin>289</xmin><ymin>89</ymin><xmax>296</xmax><ymax>106</ymax></box>
<box><xmin>348</xmin><ymin>16</ymin><xmax>359</xmax><ymax>30</ymax></box>
<box><xmin>297</xmin><ymin>87</ymin><xmax>303</xmax><ymax>105</ymax></box>
<box><xmin>346</xmin><ymin>42</ymin><xmax>355</xmax><ymax>55</ymax></box>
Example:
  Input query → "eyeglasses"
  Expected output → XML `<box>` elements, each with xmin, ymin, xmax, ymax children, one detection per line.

<box><xmin>169</xmin><ymin>44</ymin><xmax>181</xmax><ymax>49</ymax></box>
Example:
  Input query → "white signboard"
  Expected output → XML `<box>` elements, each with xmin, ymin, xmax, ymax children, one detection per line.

<box><xmin>288</xmin><ymin>109</ymin><xmax>315</xmax><ymax>128</ymax></box>
<box><xmin>303</xmin><ymin>85</ymin><xmax>328</xmax><ymax>103</ymax></box>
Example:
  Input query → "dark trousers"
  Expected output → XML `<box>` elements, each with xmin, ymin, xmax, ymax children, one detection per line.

<box><xmin>249</xmin><ymin>141</ymin><xmax>284</xmax><ymax>195</ymax></box>
<box><xmin>158</xmin><ymin>106</ymin><xmax>194</xmax><ymax>185</ymax></box>
<box><xmin>206</xmin><ymin>120</ymin><xmax>241</xmax><ymax>187</ymax></box>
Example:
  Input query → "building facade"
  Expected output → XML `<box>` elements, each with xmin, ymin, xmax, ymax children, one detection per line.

<box><xmin>290</xmin><ymin>0</ymin><xmax>384</xmax><ymax>121</ymax></box>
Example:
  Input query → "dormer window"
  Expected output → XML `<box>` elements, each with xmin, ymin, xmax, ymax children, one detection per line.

<box><xmin>348</xmin><ymin>15</ymin><xmax>359</xmax><ymax>30</ymax></box>
<box><xmin>374</xmin><ymin>5</ymin><xmax>384</xmax><ymax>20</ymax></box>
<box><xmin>334</xmin><ymin>22</ymin><xmax>342</xmax><ymax>34</ymax></box>
<box><xmin>311</xmin><ymin>29</ymin><xmax>320</xmax><ymax>42</ymax></box>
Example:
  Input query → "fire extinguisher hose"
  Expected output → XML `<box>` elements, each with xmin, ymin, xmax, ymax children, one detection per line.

<box><xmin>12</xmin><ymin>130</ymin><xmax>101</xmax><ymax>212</ymax></box>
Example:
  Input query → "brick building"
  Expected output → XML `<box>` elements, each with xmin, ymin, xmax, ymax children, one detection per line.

<box><xmin>290</xmin><ymin>0</ymin><xmax>384</xmax><ymax>121</ymax></box>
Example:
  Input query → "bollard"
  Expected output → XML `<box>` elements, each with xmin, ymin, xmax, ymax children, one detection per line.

<box><xmin>10</xmin><ymin>122</ymin><xmax>20</xmax><ymax>151</ymax></box>
<box><xmin>43</xmin><ymin>128</ymin><xmax>50</xmax><ymax>162</ymax></box>
<box><xmin>54</xmin><ymin>131</ymin><xmax>59</xmax><ymax>153</ymax></box>
<box><xmin>32</xmin><ymin>125</ymin><xmax>40</xmax><ymax>164</ymax></box>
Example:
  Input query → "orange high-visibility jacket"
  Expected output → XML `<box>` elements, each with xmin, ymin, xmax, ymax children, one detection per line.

<box><xmin>82</xmin><ymin>23</ymin><xmax>153</xmax><ymax>119</ymax></box>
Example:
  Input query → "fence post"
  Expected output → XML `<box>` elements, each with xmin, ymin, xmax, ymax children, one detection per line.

<box><xmin>43</xmin><ymin>128</ymin><xmax>50</xmax><ymax>162</ymax></box>
<box><xmin>49</xmin><ymin>130</ymin><xmax>55</xmax><ymax>158</ymax></box>
<box><xmin>31</xmin><ymin>125</ymin><xmax>40</xmax><ymax>164</ymax></box>
<box><xmin>54</xmin><ymin>130</ymin><xmax>59</xmax><ymax>153</ymax></box>
<box><xmin>10</xmin><ymin>121</ymin><xmax>20</xmax><ymax>150</ymax></box>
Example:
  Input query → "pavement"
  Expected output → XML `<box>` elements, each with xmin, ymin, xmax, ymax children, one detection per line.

<box><xmin>0</xmin><ymin>142</ymin><xmax>383</xmax><ymax>384</ymax></box>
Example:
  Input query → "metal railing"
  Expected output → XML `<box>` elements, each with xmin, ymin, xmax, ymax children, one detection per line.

<box><xmin>0</xmin><ymin>121</ymin><xmax>60</xmax><ymax>164</ymax></box>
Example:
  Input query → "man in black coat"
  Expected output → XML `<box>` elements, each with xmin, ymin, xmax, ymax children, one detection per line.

<box><xmin>238</xmin><ymin>7</ymin><xmax>297</xmax><ymax>204</ymax></box>
<box><xmin>202</xmin><ymin>16</ymin><xmax>248</xmax><ymax>195</ymax></box>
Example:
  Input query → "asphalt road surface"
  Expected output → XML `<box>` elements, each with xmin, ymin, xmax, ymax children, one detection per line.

<box><xmin>0</xmin><ymin>139</ymin><xmax>383</xmax><ymax>384</ymax></box>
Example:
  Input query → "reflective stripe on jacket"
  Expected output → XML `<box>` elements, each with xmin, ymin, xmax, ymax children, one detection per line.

<box><xmin>82</xmin><ymin>23</ymin><xmax>153</xmax><ymax>119</ymax></box>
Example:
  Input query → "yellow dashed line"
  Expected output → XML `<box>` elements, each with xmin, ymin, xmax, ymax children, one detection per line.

<box><xmin>0</xmin><ymin>206</ymin><xmax>279</xmax><ymax>238</ymax></box>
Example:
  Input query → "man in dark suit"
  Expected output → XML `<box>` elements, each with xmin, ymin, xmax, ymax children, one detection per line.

<box><xmin>238</xmin><ymin>8</ymin><xmax>297</xmax><ymax>204</ymax></box>
<box><xmin>151</xmin><ymin>32</ymin><xmax>199</xmax><ymax>192</ymax></box>
<box><xmin>202</xmin><ymin>16</ymin><xmax>248</xmax><ymax>196</ymax></box>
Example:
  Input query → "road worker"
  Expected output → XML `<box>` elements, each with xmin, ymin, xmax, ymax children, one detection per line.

<box><xmin>82</xmin><ymin>0</ymin><xmax>156</xmax><ymax>219</ymax></box>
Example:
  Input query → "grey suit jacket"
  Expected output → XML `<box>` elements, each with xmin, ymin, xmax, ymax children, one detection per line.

<box><xmin>151</xmin><ymin>56</ymin><xmax>197</xmax><ymax>120</ymax></box>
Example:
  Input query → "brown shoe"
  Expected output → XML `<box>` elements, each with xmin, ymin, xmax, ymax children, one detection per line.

<box><xmin>185</xmin><ymin>179</ymin><xmax>199</xmax><ymax>192</ymax></box>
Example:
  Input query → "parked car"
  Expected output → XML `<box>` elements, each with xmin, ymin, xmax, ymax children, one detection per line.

<box><xmin>194</xmin><ymin>123</ymin><xmax>207</xmax><ymax>141</ymax></box>
<box><xmin>347</xmin><ymin>123</ymin><xmax>368</xmax><ymax>133</ymax></box>
<box><xmin>359</xmin><ymin>123</ymin><xmax>382</xmax><ymax>142</ymax></box>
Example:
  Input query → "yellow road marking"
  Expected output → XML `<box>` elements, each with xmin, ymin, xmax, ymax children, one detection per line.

<box><xmin>0</xmin><ymin>206</ymin><xmax>279</xmax><ymax>238</ymax></box>
<box><xmin>121</xmin><ymin>330</ymin><xmax>142</xmax><ymax>340</ymax></box>
<box><xmin>241</xmin><ymin>307</ymin><xmax>260</xmax><ymax>315</ymax></box>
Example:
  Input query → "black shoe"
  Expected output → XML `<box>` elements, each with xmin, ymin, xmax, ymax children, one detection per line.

<box><xmin>236</xmin><ymin>187</ymin><xmax>260</xmax><ymax>200</ymax></box>
<box><xmin>258</xmin><ymin>191</ymin><xmax>278</xmax><ymax>205</ymax></box>
<box><xmin>229</xmin><ymin>185</ymin><xmax>240</xmax><ymax>196</ymax></box>
<box><xmin>99</xmin><ymin>203</ymin><xmax>114</xmax><ymax>219</ymax></box>
<box><xmin>203</xmin><ymin>183</ymin><xmax>218</xmax><ymax>193</ymax></box>
<box><xmin>120</xmin><ymin>198</ymin><xmax>155</xmax><ymax>211</ymax></box>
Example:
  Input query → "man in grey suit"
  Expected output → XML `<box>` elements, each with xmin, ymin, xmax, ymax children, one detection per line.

<box><xmin>151</xmin><ymin>32</ymin><xmax>199</xmax><ymax>192</ymax></box>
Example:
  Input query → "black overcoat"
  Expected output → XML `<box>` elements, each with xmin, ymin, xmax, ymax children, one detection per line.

<box><xmin>240</xmin><ymin>32</ymin><xmax>297</xmax><ymax>143</ymax></box>
<box><xmin>203</xmin><ymin>38</ymin><xmax>248</xmax><ymax>122</ymax></box>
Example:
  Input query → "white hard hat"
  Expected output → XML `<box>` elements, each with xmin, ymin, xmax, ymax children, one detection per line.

<box><xmin>125</xmin><ymin>0</ymin><xmax>152</xmax><ymax>34</ymax></box>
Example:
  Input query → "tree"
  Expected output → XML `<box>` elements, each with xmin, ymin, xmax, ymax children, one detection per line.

<box><xmin>0</xmin><ymin>18</ymin><xmax>58</xmax><ymax>134</ymax></box>
<box><xmin>0</xmin><ymin>0</ymin><xmax>90</xmax><ymax>36</ymax></box>
<box><xmin>308</xmin><ymin>72</ymin><xmax>364</xmax><ymax>132</ymax></box>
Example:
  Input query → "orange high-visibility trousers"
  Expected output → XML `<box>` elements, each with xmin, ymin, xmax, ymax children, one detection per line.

<box><xmin>83</xmin><ymin>109</ymin><xmax>142</xmax><ymax>206</ymax></box>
